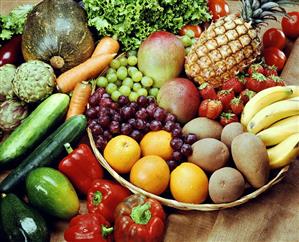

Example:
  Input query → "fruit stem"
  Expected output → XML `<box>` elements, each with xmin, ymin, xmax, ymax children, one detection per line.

<box><xmin>130</xmin><ymin>202</ymin><xmax>151</xmax><ymax>225</ymax></box>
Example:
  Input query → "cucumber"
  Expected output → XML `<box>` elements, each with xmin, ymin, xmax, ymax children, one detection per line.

<box><xmin>0</xmin><ymin>93</ymin><xmax>70</xmax><ymax>168</ymax></box>
<box><xmin>0</xmin><ymin>115</ymin><xmax>87</xmax><ymax>193</ymax></box>
<box><xmin>0</xmin><ymin>193</ymin><xmax>49</xmax><ymax>242</ymax></box>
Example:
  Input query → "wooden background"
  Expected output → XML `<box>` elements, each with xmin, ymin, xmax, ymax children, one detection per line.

<box><xmin>1</xmin><ymin>1</ymin><xmax>299</xmax><ymax>242</ymax></box>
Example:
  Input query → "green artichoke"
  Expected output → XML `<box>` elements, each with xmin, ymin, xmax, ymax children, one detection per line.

<box><xmin>0</xmin><ymin>99</ymin><xmax>28</xmax><ymax>132</ymax></box>
<box><xmin>12</xmin><ymin>60</ymin><xmax>56</xmax><ymax>103</ymax></box>
<box><xmin>0</xmin><ymin>64</ymin><xmax>17</xmax><ymax>101</ymax></box>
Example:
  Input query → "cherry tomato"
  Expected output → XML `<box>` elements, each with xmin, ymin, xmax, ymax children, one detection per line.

<box><xmin>263</xmin><ymin>28</ymin><xmax>286</xmax><ymax>50</ymax></box>
<box><xmin>281</xmin><ymin>12</ymin><xmax>299</xmax><ymax>39</ymax></box>
<box><xmin>179</xmin><ymin>25</ymin><xmax>202</xmax><ymax>38</ymax></box>
<box><xmin>208</xmin><ymin>0</ymin><xmax>230</xmax><ymax>20</ymax></box>
<box><xmin>263</xmin><ymin>47</ymin><xmax>286</xmax><ymax>72</ymax></box>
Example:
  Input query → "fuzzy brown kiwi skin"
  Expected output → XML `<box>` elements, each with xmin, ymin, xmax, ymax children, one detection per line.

<box><xmin>221</xmin><ymin>122</ymin><xmax>244</xmax><ymax>149</ymax></box>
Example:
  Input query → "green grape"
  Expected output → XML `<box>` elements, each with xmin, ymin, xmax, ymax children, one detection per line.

<box><xmin>149</xmin><ymin>87</ymin><xmax>159</xmax><ymax>97</ymax></box>
<box><xmin>117</xmin><ymin>66</ymin><xmax>128</xmax><ymax>80</ymax></box>
<box><xmin>115</xmin><ymin>80</ymin><xmax>122</xmax><ymax>87</ymax></box>
<box><xmin>186</xmin><ymin>29</ymin><xmax>195</xmax><ymax>38</ymax></box>
<box><xmin>137</xmin><ymin>88</ymin><xmax>148</xmax><ymax>96</ymax></box>
<box><xmin>191</xmin><ymin>38</ymin><xmax>197</xmax><ymax>45</ymax></box>
<box><xmin>133</xmin><ymin>83</ymin><xmax>142</xmax><ymax>92</ymax></box>
<box><xmin>181</xmin><ymin>35</ymin><xmax>192</xmax><ymax>47</ymax></box>
<box><xmin>119</xmin><ymin>56</ymin><xmax>128</xmax><ymax>66</ymax></box>
<box><xmin>129</xmin><ymin>92</ymin><xmax>139</xmax><ymax>102</ymax></box>
<box><xmin>132</xmin><ymin>71</ymin><xmax>143</xmax><ymax>82</ymax></box>
<box><xmin>106</xmin><ymin>72</ymin><xmax>118</xmax><ymax>83</ymax></box>
<box><xmin>128</xmin><ymin>66</ymin><xmax>138</xmax><ymax>77</ymax></box>
<box><xmin>128</xmin><ymin>50</ymin><xmax>137</xmax><ymax>57</ymax></box>
<box><xmin>119</xmin><ymin>85</ymin><xmax>131</xmax><ymax>96</ymax></box>
<box><xmin>128</xmin><ymin>56</ymin><xmax>138</xmax><ymax>66</ymax></box>
<box><xmin>110</xmin><ymin>59</ymin><xmax>121</xmax><ymax>69</ymax></box>
<box><xmin>141</xmin><ymin>76</ymin><xmax>154</xmax><ymax>87</ymax></box>
<box><xmin>111</xmin><ymin>90</ymin><xmax>122</xmax><ymax>102</ymax></box>
<box><xmin>123</xmin><ymin>77</ymin><xmax>134</xmax><ymax>88</ymax></box>
<box><xmin>185</xmin><ymin>47</ymin><xmax>192</xmax><ymax>55</ymax></box>
<box><xmin>96</xmin><ymin>76</ymin><xmax>108</xmax><ymax>87</ymax></box>
<box><xmin>106</xmin><ymin>83</ymin><xmax>118</xmax><ymax>94</ymax></box>
<box><xmin>106</xmin><ymin>68</ymin><xmax>116</xmax><ymax>75</ymax></box>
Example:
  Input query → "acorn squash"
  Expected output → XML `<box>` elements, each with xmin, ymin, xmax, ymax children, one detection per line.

<box><xmin>22</xmin><ymin>0</ymin><xmax>95</xmax><ymax>72</ymax></box>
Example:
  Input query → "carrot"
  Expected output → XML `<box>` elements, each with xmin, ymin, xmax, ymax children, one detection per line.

<box><xmin>66</xmin><ymin>81</ymin><xmax>92</xmax><ymax>120</ymax></box>
<box><xmin>91</xmin><ymin>36</ymin><xmax>120</xmax><ymax>57</ymax></box>
<box><xmin>56</xmin><ymin>53</ymin><xmax>116</xmax><ymax>93</ymax></box>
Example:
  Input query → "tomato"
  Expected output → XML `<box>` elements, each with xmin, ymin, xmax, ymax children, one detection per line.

<box><xmin>208</xmin><ymin>0</ymin><xmax>230</xmax><ymax>20</ymax></box>
<box><xmin>179</xmin><ymin>25</ymin><xmax>202</xmax><ymax>38</ymax></box>
<box><xmin>281</xmin><ymin>12</ymin><xmax>299</xmax><ymax>39</ymax></box>
<box><xmin>262</xmin><ymin>28</ymin><xmax>286</xmax><ymax>50</ymax></box>
<box><xmin>263</xmin><ymin>47</ymin><xmax>287</xmax><ymax>72</ymax></box>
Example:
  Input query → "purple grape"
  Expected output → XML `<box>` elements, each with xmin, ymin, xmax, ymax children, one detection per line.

<box><xmin>153</xmin><ymin>107</ymin><xmax>166</xmax><ymax>122</ymax></box>
<box><xmin>184</xmin><ymin>133</ymin><xmax>198</xmax><ymax>145</ymax></box>
<box><xmin>181</xmin><ymin>144</ymin><xmax>193</xmax><ymax>157</ymax></box>
<box><xmin>137</xmin><ymin>96</ymin><xmax>148</xmax><ymax>107</ymax></box>
<box><xmin>172</xmin><ymin>128</ymin><xmax>182</xmax><ymax>137</ymax></box>
<box><xmin>110</xmin><ymin>102</ymin><xmax>119</xmax><ymax>110</ymax></box>
<box><xmin>88</xmin><ymin>119</ymin><xmax>98</xmax><ymax>129</ymax></box>
<box><xmin>173</xmin><ymin>122</ymin><xmax>182</xmax><ymax>130</ymax></box>
<box><xmin>96</xmin><ymin>136</ymin><xmax>106</xmax><ymax>150</ymax></box>
<box><xmin>170</xmin><ymin>138</ymin><xmax>184</xmax><ymax>150</ymax></box>
<box><xmin>135</xmin><ymin>108</ymin><xmax>148</xmax><ymax>120</ymax></box>
<box><xmin>165</xmin><ymin>113</ymin><xmax>177</xmax><ymax>122</ymax></box>
<box><xmin>172</xmin><ymin>151</ymin><xmax>183</xmax><ymax>162</ymax></box>
<box><xmin>98</xmin><ymin>107</ymin><xmax>109</xmax><ymax>118</ymax></box>
<box><xmin>92</xmin><ymin>124</ymin><xmax>103</xmax><ymax>135</ymax></box>
<box><xmin>100</xmin><ymin>98</ymin><xmax>113</xmax><ymax>108</ymax></box>
<box><xmin>103</xmin><ymin>130</ymin><xmax>112</xmax><ymax>140</ymax></box>
<box><xmin>112</xmin><ymin>113</ymin><xmax>122</xmax><ymax>122</ymax></box>
<box><xmin>109</xmin><ymin>121</ymin><xmax>120</xmax><ymax>134</ymax></box>
<box><xmin>98</xmin><ymin>116</ymin><xmax>110</xmax><ymax>127</ymax></box>
<box><xmin>118</xmin><ymin>95</ymin><xmax>129</xmax><ymax>106</ymax></box>
<box><xmin>88</xmin><ymin>94</ymin><xmax>99</xmax><ymax>107</ymax></box>
<box><xmin>129</xmin><ymin>102</ymin><xmax>138</xmax><ymax>113</ymax></box>
<box><xmin>102</xmin><ymin>93</ymin><xmax>110</xmax><ymax>98</ymax></box>
<box><xmin>86</xmin><ymin>108</ymin><xmax>97</xmax><ymax>119</ymax></box>
<box><xmin>135</xmin><ymin>119</ymin><xmax>146</xmax><ymax>130</ymax></box>
<box><xmin>164</xmin><ymin>121</ymin><xmax>175</xmax><ymax>132</ymax></box>
<box><xmin>95</xmin><ymin>87</ymin><xmax>106</xmax><ymax>96</ymax></box>
<box><xmin>147</xmin><ymin>96</ymin><xmax>156</xmax><ymax>104</ymax></box>
<box><xmin>146</xmin><ymin>104</ymin><xmax>157</xmax><ymax>117</ymax></box>
<box><xmin>128</xmin><ymin>118</ymin><xmax>136</xmax><ymax>127</ymax></box>
<box><xmin>144</xmin><ymin>122</ymin><xmax>151</xmax><ymax>133</ymax></box>
<box><xmin>167</xmin><ymin>160</ymin><xmax>178</xmax><ymax>171</ymax></box>
<box><xmin>150</xmin><ymin>120</ymin><xmax>162</xmax><ymax>131</ymax></box>
<box><xmin>121</xmin><ymin>106</ymin><xmax>133</xmax><ymax>120</ymax></box>
<box><xmin>130</xmin><ymin>130</ymin><xmax>143</xmax><ymax>142</ymax></box>
<box><xmin>121</xmin><ymin>123</ymin><xmax>133</xmax><ymax>135</ymax></box>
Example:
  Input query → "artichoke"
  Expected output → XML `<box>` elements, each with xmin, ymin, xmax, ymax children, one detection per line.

<box><xmin>12</xmin><ymin>60</ymin><xmax>56</xmax><ymax>103</ymax></box>
<box><xmin>0</xmin><ymin>99</ymin><xmax>29</xmax><ymax>131</ymax></box>
<box><xmin>0</xmin><ymin>64</ymin><xmax>17</xmax><ymax>101</ymax></box>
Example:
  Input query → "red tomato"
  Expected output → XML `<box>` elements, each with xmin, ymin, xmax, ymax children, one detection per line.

<box><xmin>262</xmin><ymin>28</ymin><xmax>286</xmax><ymax>50</ymax></box>
<box><xmin>263</xmin><ymin>47</ymin><xmax>287</xmax><ymax>72</ymax></box>
<box><xmin>281</xmin><ymin>12</ymin><xmax>299</xmax><ymax>39</ymax></box>
<box><xmin>179</xmin><ymin>25</ymin><xmax>202</xmax><ymax>38</ymax></box>
<box><xmin>208</xmin><ymin>0</ymin><xmax>230</xmax><ymax>20</ymax></box>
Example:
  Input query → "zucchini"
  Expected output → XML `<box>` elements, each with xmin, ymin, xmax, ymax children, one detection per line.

<box><xmin>0</xmin><ymin>193</ymin><xmax>49</xmax><ymax>242</ymax></box>
<box><xmin>0</xmin><ymin>93</ymin><xmax>70</xmax><ymax>168</ymax></box>
<box><xmin>0</xmin><ymin>115</ymin><xmax>87</xmax><ymax>193</ymax></box>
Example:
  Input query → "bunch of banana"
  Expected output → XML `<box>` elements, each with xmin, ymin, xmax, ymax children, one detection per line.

<box><xmin>241</xmin><ymin>85</ymin><xmax>299</xmax><ymax>169</ymax></box>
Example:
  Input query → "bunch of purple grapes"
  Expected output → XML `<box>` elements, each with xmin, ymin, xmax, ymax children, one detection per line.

<box><xmin>86</xmin><ymin>87</ymin><xmax>198</xmax><ymax>170</ymax></box>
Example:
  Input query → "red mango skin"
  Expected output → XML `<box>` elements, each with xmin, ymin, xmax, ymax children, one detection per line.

<box><xmin>0</xmin><ymin>35</ymin><xmax>24</xmax><ymax>67</ymax></box>
<box><xmin>137</xmin><ymin>31</ymin><xmax>185</xmax><ymax>88</ymax></box>
<box><xmin>157</xmin><ymin>78</ymin><xmax>201</xmax><ymax>123</ymax></box>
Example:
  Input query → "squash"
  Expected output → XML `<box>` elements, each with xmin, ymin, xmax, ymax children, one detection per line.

<box><xmin>22</xmin><ymin>0</ymin><xmax>95</xmax><ymax>72</ymax></box>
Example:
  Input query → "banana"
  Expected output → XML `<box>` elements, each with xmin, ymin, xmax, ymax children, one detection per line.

<box><xmin>241</xmin><ymin>86</ymin><xmax>294</xmax><ymax>127</ymax></box>
<box><xmin>268</xmin><ymin>133</ymin><xmax>299</xmax><ymax>169</ymax></box>
<box><xmin>256</xmin><ymin>115</ymin><xmax>299</xmax><ymax>146</ymax></box>
<box><xmin>289</xmin><ymin>85</ymin><xmax>299</xmax><ymax>98</ymax></box>
<box><xmin>247</xmin><ymin>97</ymin><xmax>299</xmax><ymax>134</ymax></box>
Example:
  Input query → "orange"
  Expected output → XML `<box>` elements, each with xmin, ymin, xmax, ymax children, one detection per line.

<box><xmin>170</xmin><ymin>162</ymin><xmax>208</xmax><ymax>204</ymax></box>
<box><xmin>140</xmin><ymin>130</ymin><xmax>173</xmax><ymax>160</ymax></box>
<box><xmin>130</xmin><ymin>155</ymin><xmax>170</xmax><ymax>195</ymax></box>
<box><xmin>103</xmin><ymin>135</ymin><xmax>141</xmax><ymax>174</ymax></box>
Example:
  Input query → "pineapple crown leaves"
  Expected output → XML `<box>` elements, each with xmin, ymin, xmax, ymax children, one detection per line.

<box><xmin>241</xmin><ymin>0</ymin><xmax>299</xmax><ymax>27</ymax></box>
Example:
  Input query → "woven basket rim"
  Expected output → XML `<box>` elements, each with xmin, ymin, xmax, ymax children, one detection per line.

<box><xmin>87</xmin><ymin>128</ymin><xmax>289</xmax><ymax>211</ymax></box>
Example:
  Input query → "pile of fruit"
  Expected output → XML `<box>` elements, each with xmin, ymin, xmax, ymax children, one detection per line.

<box><xmin>0</xmin><ymin>0</ymin><xmax>299</xmax><ymax>241</ymax></box>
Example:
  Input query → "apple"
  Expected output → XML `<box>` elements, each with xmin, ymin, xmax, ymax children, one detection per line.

<box><xmin>157</xmin><ymin>78</ymin><xmax>200</xmax><ymax>123</ymax></box>
<box><xmin>137</xmin><ymin>31</ymin><xmax>185</xmax><ymax>88</ymax></box>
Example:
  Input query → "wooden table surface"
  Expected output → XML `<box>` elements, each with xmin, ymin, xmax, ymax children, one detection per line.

<box><xmin>1</xmin><ymin>1</ymin><xmax>299</xmax><ymax>242</ymax></box>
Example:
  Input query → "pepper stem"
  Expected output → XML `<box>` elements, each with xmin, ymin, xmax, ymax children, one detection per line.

<box><xmin>102</xmin><ymin>226</ymin><xmax>113</xmax><ymax>238</ymax></box>
<box><xmin>64</xmin><ymin>143</ymin><xmax>74</xmax><ymax>154</ymax></box>
<box><xmin>130</xmin><ymin>202</ymin><xmax>152</xmax><ymax>225</ymax></box>
<box><xmin>92</xmin><ymin>191</ymin><xmax>103</xmax><ymax>206</ymax></box>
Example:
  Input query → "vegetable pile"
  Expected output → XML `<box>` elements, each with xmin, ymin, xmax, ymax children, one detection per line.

<box><xmin>82</xmin><ymin>0</ymin><xmax>211</xmax><ymax>51</ymax></box>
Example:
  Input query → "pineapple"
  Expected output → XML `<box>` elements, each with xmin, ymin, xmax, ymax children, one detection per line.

<box><xmin>185</xmin><ymin>0</ymin><xmax>298</xmax><ymax>88</ymax></box>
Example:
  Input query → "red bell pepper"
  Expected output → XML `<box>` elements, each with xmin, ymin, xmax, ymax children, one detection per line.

<box><xmin>64</xmin><ymin>213</ymin><xmax>113</xmax><ymax>242</ymax></box>
<box><xmin>58</xmin><ymin>143</ymin><xmax>104</xmax><ymax>194</ymax></box>
<box><xmin>114</xmin><ymin>194</ymin><xmax>166</xmax><ymax>242</ymax></box>
<box><xmin>87</xmin><ymin>179</ymin><xmax>131</xmax><ymax>224</ymax></box>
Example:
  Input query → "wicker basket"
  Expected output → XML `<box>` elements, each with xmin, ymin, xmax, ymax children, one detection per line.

<box><xmin>88</xmin><ymin>128</ymin><xmax>289</xmax><ymax>211</ymax></box>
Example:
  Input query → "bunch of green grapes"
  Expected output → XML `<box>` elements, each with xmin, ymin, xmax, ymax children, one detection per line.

<box><xmin>180</xmin><ymin>30</ymin><xmax>197</xmax><ymax>55</ymax></box>
<box><xmin>96</xmin><ymin>51</ymin><xmax>159</xmax><ymax>102</ymax></box>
